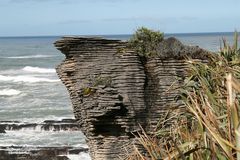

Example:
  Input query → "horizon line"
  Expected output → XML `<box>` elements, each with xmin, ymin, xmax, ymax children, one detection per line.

<box><xmin>0</xmin><ymin>31</ymin><xmax>237</xmax><ymax>38</ymax></box>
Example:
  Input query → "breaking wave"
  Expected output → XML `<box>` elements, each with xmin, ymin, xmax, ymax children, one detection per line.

<box><xmin>0</xmin><ymin>75</ymin><xmax>59</xmax><ymax>83</ymax></box>
<box><xmin>0</xmin><ymin>89</ymin><xmax>21</xmax><ymax>96</ymax></box>
<box><xmin>22</xmin><ymin>66</ymin><xmax>56</xmax><ymax>73</ymax></box>
<box><xmin>2</xmin><ymin>55</ymin><xmax>56</xmax><ymax>59</ymax></box>
<box><xmin>67</xmin><ymin>153</ymin><xmax>91</xmax><ymax>160</ymax></box>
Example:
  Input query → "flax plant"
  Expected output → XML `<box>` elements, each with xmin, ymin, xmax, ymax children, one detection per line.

<box><xmin>127</xmin><ymin>32</ymin><xmax>240</xmax><ymax>160</ymax></box>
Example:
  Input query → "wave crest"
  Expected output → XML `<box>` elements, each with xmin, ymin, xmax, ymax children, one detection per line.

<box><xmin>0</xmin><ymin>75</ymin><xmax>60</xmax><ymax>83</ymax></box>
<box><xmin>2</xmin><ymin>55</ymin><xmax>56</xmax><ymax>59</ymax></box>
<box><xmin>22</xmin><ymin>66</ymin><xmax>56</xmax><ymax>73</ymax></box>
<box><xmin>0</xmin><ymin>89</ymin><xmax>21</xmax><ymax>96</ymax></box>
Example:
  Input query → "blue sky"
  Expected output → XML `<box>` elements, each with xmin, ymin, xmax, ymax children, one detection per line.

<box><xmin>0</xmin><ymin>0</ymin><xmax>240</xmax><ymax>36</ymax></box>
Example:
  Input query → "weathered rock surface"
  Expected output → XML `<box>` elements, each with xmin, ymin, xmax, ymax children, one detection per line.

<box><xmin>0</xmin><ymin>146</ymin><xmax>88</xmax><ymax>160</ymax></box>
<box><xmin>54</xmin><ymin>36</ymin><xmax>211</xmax><ymax>160</ymax></box>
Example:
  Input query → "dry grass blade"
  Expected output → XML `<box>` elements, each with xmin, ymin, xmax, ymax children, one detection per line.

<box><xmin>226</xmin><ymin>73</ymin><xmax>240</xmax><ymax>160</ymax></box>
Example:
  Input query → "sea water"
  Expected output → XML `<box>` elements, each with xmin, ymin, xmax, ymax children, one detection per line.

<box><xmin>0</xmin><ymin>32</ymin><xmax>239</xmax><ymax>159</ymax></box>
<box><xmin>0</xmin><ymin>36</ymin><xmax>90</xmax><ymax>159</ymax></box>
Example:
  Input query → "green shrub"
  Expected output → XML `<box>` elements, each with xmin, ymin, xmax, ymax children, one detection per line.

<box><xmin>128</xmin><ymin>27</ymin><xmax>164</xmax><ymax>57</ymax></box>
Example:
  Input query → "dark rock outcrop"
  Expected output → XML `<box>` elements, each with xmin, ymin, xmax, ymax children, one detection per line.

<box><xmin>0</xmin><ymin>125</ymin><xmax>5</xmax><ymax>133</ymax></box>
<box><xmin>0</xmin><ymin>119</ymin><xmax>80</xmax><ymax>131</ymax></box>
<box><xmin>0</xmin><ymin>146</ymin><xmax>88</xmax><ymax>160</ymax></box>
<box><xmin>54</xmin><ymin>36</ymin><xmax>211</xmax><ymax>159</ymax></box>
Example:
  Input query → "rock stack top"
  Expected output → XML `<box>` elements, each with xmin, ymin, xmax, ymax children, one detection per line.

<box><xmin>156</xmin><ymin>37</ymin><xmax>211</xmax><ymax>59</ymax></box>
<box><xmin>55</xmin><ymin>37</ymin><xmax>125</xmax><ymax>55</ymax></box>
<box><xmin>55</xmin><ymin>36</ymin><xmax>211</xmax><ymax>60</ymax></box>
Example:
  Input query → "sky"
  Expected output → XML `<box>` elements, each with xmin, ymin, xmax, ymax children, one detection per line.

<box><xmin>0</xmin><ymin>0</ymin><xmax>240</xmax><ymax>36</ymax></box>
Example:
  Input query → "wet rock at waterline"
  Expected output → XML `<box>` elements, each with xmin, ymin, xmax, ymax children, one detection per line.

<box><xmin>55</xmin><ymin>36</ymin><xmax>211</xmax><ymax>159</ymax></box>
<box><xmin>0</xmin><ymin>119</ymin><xmax>80</xmax><ymax>131</ymax></box>
<box><xmin>0</xmin><ymin>151</ymin><xmax>69</xmax><ymax>160</ymax></box>
<box><xmin>0</xmin><ymin>146</ymin><xmax>88</xmax><ymax>160</ymax></box>
<box><xmin>0</xmin><ymin>125</ymin><xmax>5</xmax><ymax>133</ymax></box>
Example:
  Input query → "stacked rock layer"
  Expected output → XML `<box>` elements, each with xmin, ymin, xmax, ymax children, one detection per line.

<box><xmin>54</xmin><ymin>37</ymin><xmax>210</xmax><ymax>160</ymax></box>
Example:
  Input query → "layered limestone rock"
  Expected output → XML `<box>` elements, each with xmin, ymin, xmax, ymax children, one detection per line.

<box><xmin>54</xmin><ymin>37</ymin><xmax>210</xmax><ymax>160</ymax></box>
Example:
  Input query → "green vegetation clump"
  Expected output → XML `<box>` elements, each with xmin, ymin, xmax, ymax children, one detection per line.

<box><xmin>127</xmin><ymin>32</ymin><xmax>240</xmax><ymax>160</ymax></box>
<box><xmin>128</xmin><ymin>27</ymin><xmax>164</xmax><ymax>57</ymax></box>
<box><xmin>82</xmin><ymin>75</ymin><xmax>112</xmax><ymax>96</ymax></box>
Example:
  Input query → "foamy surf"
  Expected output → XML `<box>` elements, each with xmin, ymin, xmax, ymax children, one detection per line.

<box><xmin>22</xmin><ymin>66</ymin><xmax>56</xmax><ymax>73</ymax></box>
<box><xmin>0</xmin><ymin>89</ymin><xmax>21</xmax><ymax>96</ymax></box>
<box><xmin>0</xmin><ymin>130</ymin><xmax>86</xmax><ymax>147</ymax></box>
<box><xmin>67</xmin><ymin>153</ymin><xmax>91</xmax><ymax>160</ymax></box>
<box><xmin>0</xmin><ymin>75</ymin><xmax>60</xmax><ymax>83</ymax></box>
<box><xmin>2</xmin><ymin>55</ymin><xmax>56</xmax><ymax>59</ymax></box>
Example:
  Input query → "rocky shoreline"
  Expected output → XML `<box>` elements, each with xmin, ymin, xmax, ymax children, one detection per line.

<box><xmin>0</xmin><ymin>119</ymin><xmax>81</xmax><ymax>132</ymax></box>
<box><xmin>0</xmin><ymin>119</ymin><xmax>88</xmax><ymax>160</ymax></box>
<box><xmin>0</xmin><ymin>146</ymin><xmax>88</xmax><ymax>160</ymax></box>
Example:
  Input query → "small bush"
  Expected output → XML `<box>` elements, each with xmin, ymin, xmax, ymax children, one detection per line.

<box><xmin>128</xmin><ymin>27</ymin><xmax>164</xmax><ymax>57</ymax></box>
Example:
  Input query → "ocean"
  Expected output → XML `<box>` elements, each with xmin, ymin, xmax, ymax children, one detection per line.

<box><xmin>0</xmin><ymin>32</ymin><xmax>239</xmax><ymax>159</ymax></box>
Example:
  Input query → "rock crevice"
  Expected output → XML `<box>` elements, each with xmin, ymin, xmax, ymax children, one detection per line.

<box><xmin>54</xmin><ymin>37</ymin><xmax>210</xmax><ymax>160</ymax></box>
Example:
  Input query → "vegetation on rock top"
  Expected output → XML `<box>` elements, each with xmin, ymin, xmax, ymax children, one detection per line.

<box><xmin>128</xmin><ymin>27</ymin><xmax>164</xmax><ymax>57</ymax></box>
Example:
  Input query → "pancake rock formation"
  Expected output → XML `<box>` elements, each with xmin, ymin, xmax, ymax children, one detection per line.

<box><xmin>54</xmin><ymin>37</ymin><xmax>210</xmax><ymax>160</ymax></box>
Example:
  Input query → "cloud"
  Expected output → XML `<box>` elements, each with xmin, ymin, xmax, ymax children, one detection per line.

<box><xmin>9</xmin><ymin>0</ymin><xmax>132</xmax><ymax>3</ymax></box>
<box><xmin>57</xmin><ymin>16</ymin><xmax>198</xmax><ymax>26</ymax></box>
<box><xmin>101</xmin><ymin>17</ymin><xmax>163</xmax><ymax>23</ymax></box>
<box><xmin>9</xmin><ymin>0</ymin><xmax>88</xmax><ymax>4</ymax></box>
<box><xmin>9</xmin><ymin>0</ymin><xmax>68</xmax><ymax>3</ymax></box>
<box><xmin>101</xmin><ymin>16</ymin><xmax>198</xmax><ymax>23</ymax></box>
<box><xmin>58</xmin><ymin>19</ymin><xmax>92</xmax><ymax>25</ymax></box>
<box><xmin>102</xmin><ymin>17</ymin><xmax>137</xmax><ymax>22</ymax></box>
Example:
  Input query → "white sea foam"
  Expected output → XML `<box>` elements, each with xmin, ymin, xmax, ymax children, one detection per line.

<box><xmin>0</xmin><ymin>89</ymin><xmax>21</xmax><ymax>96</ymax></box>
<box><xmin>3</xmin><ymin>55</ymin><xmax>56</xmax><ymax>59</ymax></box>
<box><xmin>67</xmin><ymin>153</ymin><xmax>91</xmax><ymax>160</ymax></box>
<box><xmin>0</xmin><ymin>130</ymin><xmax>85</xmax><ymax>147</ymax></box>
<box><xmin>22</xmin><ymin>66</ymin><xmax>56</xmax><ymax>73</ymax></box>
<box><xmin>0</xmin><ymin>75</ymin><xmax>59</xmax><ymax>83</ymax></box>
